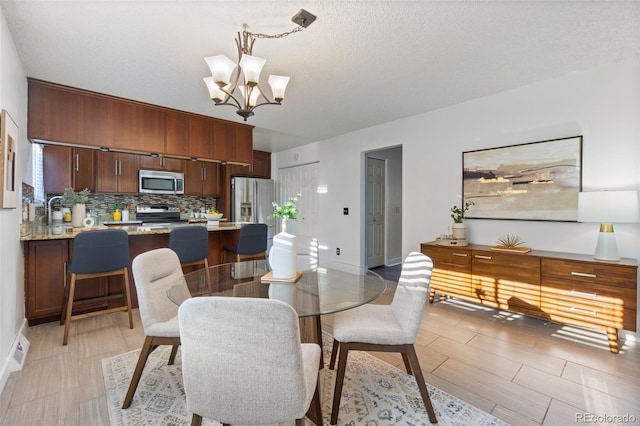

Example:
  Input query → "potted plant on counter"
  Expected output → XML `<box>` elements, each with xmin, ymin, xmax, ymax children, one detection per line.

<box><xmin>112</xmin><ymin>201</ymin><xmax>124</xmax><ymax>222</ymax></box>
<box><xmin>62</xmin><ymin>187</ymin><xmax>91</xmax><ymax>228</ymax></box>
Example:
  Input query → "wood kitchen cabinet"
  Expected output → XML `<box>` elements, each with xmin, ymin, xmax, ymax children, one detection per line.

<box><xmin>43</xmin><ymin>144</ymin><xmax>95</xmax><ymax>193</ymax></box>
<box><xmin>28</xmin><ymin>78</ymin><xmax>254</xmax><ymax>165</ymax></box>
<box><xmin>184</xmin><ymin>160</ymin><xmax>220</xmax><ymax>196</ymax></box>
<box><xmin>420</xmin><ymin>241</ymin><xmax>637</xmax><ymax>353</ymax></box>
<box><xmin>95</xmin><ymin>151</ymin><xmax>139</xmax><ymax>193</ymax></box>
<box><xmin>138</xmin><ymin>155</ymin><xmax>184</xmax><ymax>172</ymax></box>
<box><xmin>229</xmin><ymin>150</ymin><xmax>271</xmax><ymax>178</ymax></box>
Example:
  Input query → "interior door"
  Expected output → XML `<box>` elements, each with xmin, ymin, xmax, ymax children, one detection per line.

<box><xmin>278</xmin><ymin>163</ymin><xmax>319</xmax><ymax>238</ymax></box>
<box><xmin>366</xmin><ymin>157</ymin><xmax>385</xmax><ymax>268</ymax></box>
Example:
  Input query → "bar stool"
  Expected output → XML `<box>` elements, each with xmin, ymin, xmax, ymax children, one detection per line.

<box><xmin>222</xmin><ymin>223</ymin><xmax>268</xmax><ymax>263</ymax></box>
<box><xmin>61</xmin><ymin>229</ymin><xmax>134</xmax><ymax>345</ymax></box>
<box><xmin>168</xmin><ymin>225</ymin><xmax>209</xmax><ymax>272</ymax></box>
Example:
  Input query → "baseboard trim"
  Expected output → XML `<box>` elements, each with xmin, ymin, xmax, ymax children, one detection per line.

<box><xmin>0</xmin><ymin>318</ymin><xmax>29</xmax><ymax>394</ymax></box>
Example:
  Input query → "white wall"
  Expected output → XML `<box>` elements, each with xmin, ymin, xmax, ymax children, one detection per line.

<box><xmin>0</xmin><ymin>9</ymin><xmax>29</xmax><ymax>392</ymax></box>
<box><xmin>275</xmin><ymin>58</ymin><xmax>639</xmax><ymax>336</ymax></box>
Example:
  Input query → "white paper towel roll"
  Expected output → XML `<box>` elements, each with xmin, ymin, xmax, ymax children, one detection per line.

<box><xmin>28</xmin><ymin>203</ymin><xmax>36</xmax><ymax>222</ymax></box>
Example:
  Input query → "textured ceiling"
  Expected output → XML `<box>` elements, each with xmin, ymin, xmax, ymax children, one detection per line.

<box><xmin>1</xmin><ymin>1</ymin><xmax>639</xmax><ymax>152</ymax></box>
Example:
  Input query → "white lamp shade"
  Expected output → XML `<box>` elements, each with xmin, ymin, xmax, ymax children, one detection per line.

<box><xmin>203</xmin><ymin>77</ymin><xmax>227</xmax><ymax>102</ymax></box>
<box><xmin>578</xmin><ymin>191</ymin><xmax>640</xmax><ymax>223</ymax></box>
<box><xmin>204</xmin><ymin>55</ymin><xmax>236</xmax><ymax>85</ymax></box>
<box><xmin>239</xmin><ymin>54</ymin><xmax>266</xmax><ymax>85</ymax></box>
<box><xmin>239</xmin><ymin>85</ymin><xmax>260</xmax><ymax>107</ymax></box>
<box><xmin>268</xmin><ymin>75</ymin><xmax>290</xmax><ymax>101</ymax></box>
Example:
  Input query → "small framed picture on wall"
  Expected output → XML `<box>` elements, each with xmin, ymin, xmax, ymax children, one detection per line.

<box><xmin>0</xmin><ymin>109</ymin><xmax>18</xmax><ymax>209</ymax></box>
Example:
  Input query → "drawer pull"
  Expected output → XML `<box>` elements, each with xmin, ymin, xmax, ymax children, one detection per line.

<box><xmin>452</xmin><ymin>253</ymin><xmax>468</xmax><ymax>257</ymax></box>
<box><xmin>571</xmin><ymin>272</ymin><xmax>597</xmax><ymax>278</ymax></box>
<box><xmin>570</xmin><ymin>289</ymin><xmax>597</xmax><ymax>298</ymax></box>
<box><xmin>570</xmin><ymin>306</ymin><xmax>597</xmax><ymax>316</ymax></box>
<box><xmin>475</xmin><ymin>255</ymin><xmax>492</xmax><ymax>260</ymax></box>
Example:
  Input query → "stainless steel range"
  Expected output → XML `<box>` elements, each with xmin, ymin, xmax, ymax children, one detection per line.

<box><xmin>135</xmin><ymin>205</ymin><xmax>185</xmax><ymax>224</ymax></box>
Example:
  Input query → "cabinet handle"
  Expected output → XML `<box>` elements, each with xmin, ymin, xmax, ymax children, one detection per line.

<box><xmin>75</xmin><ymin>154</ymin><xmax>79</xmax><ymax>171</ymax></box>
<box><xmin>115</xmin><ymin>160</ymin><xmax>118</xmax><ymax>176</ymax></box>
<box><xmin>570</xmin><ymin>289</ymin><xmax>597</xmax><ymax>298</ymax></box>
<box><xmin>475</xmin><ymin>255</ymin><xmax>492</xmax><ymax>260</ymax></box>
<box><xmin>452</xmin><ymin>253</ymin><xmax>468</xmax><ymax>257</ymax></box>
<box><xmin>571</xmin><ymin>271</ymin><xmax>597</xmax><ymax>278</ymax></box>
<box><xmin>118</xmin><ymin>160</ymin><xmax>122</xmax><ymax>176</ymax></box>
<box><xmin>203</xmin><ymin>167</ymin><xmax>207</xmax><ymax>181</ymax></box>
<box><xmin>570</xmin><ymin>306</ymin><xmax>597</xmax><ymax>316</ymax></box>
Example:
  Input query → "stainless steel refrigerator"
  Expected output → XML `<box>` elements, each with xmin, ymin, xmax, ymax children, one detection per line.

<box><xmin>231</xmin><ymin>177</ymin><xmax>276</xmax><ymax>250</ymax></box>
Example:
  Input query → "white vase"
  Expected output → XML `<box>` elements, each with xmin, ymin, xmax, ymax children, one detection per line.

<box><xmin>268</xmin><ymin>231</ymin><xmax>298</xmax><ymax>279</ymax></box>
<box><xmin>452</xmin><ymin>222</ymin><xmax>466</xmax><ymax>239</ymax></box>
<box><xmin>72</xmin><ymin>204</ymin><xmax>86</xmax><ymax>228</ymax></box>
<box><xmin>121</xmin><ymin>209</ymin><xmax>130</xmax><ymax>222</ymax></box>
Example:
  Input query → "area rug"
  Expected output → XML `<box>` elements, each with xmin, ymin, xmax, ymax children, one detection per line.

<box><xmin>103</xmin><ymin>334</ymin><xmax>510</xmax><ymax>426</ymax></box>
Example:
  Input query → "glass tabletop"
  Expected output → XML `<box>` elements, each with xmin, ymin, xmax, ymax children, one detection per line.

<box><xmin>167</xmin><ymin>260</ymin><xmax>386</xmax><ymax>318</ymax></box>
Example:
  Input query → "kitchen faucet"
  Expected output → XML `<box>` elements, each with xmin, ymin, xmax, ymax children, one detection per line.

<box><xmin>47</xmin><ymin>195</ymin><xmax>63</xmax><ymax>225</ymax></box>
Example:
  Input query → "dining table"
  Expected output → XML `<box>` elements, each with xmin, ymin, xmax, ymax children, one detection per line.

<box><xmin>167</xmin><ymin>259</ymin><xmax>386</xmax><ymax>425</ymax></box>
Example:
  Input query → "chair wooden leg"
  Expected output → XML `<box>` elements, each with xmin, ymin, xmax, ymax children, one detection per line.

<box><xmin>62</xmin><ymin>274</ymin><xmax>77</xmax><ymax>345</ymax></box>
<box><xmin>401</xmin><ymin>352</ymin><xmax>413</xmax><ymax>375</ymax></box>
<box><xmin>122</xmin><ymin>336</ymin><xmax>155</xmax><ymax>409</ymax></box>
<box><xmin>191</xmin><ymin>413</ymin><xmax>203</xmax><ymax>426</ymax></box>
<box><xmin>330</xmin><ymin>342</ymin><xmax>350</xmax><ymax>425</ymax></box>
<box><xmin>308</xmin><ymin>376</ymin><xmax>322</xmax><ymax>425</ymax></box>
<box><xmin>168</xmin><ymin>344</ymin><xmax>179</xmax><ymax>365</ymax></box>
<box><xmin>60</xmin><ymin>267</ymin><xmax>71</xmax><ymax>325</ymax></box>
<box><xmin>123</xmin><ymin>268</ymin><xmax>134</xmax><ymax>329</ymax></box>
<box><xmin>329</xmin><ymin>338</ymin><xmax>339</xmax><ymax>369</ymax></box>
<box><xmin>404</xmin><ymin>344</ymin><xmax>437</xmax><ymax>424</ymax></box>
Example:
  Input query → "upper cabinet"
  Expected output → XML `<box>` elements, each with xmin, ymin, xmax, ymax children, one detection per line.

<box><xmin>43</xmin><ymin>145</ymin><xmax>95</xmax><ymax>193</ymax></box>
<box><xmin>95</xmin><ymin>151</ymin><xmax>139</xmax><ymax>194</ymax></box>
<box><xmin>138</xmin><ymin>155</ymin><xmax>184</xmax><ymax>172</ymax></box>
<box><xmin>28</xmin><ymin>79</ymin><xmax>254</xmax><ymax>165</ymax></box>
<box><xmin>228</xmin><ymin>150</ymin><xmax>271</xmax><ymax>179</ymax></box>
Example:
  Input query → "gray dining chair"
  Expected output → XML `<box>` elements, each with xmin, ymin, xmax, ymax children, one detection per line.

<box><xmin>179</xmin><ymin>296</ymin><xmax>322</xmax><ymax>426</ymax></box>
<box><xmin>329</xmin><ymin>251</ymin><xmax>438</xmax><ymax>424</ymax></box>
<box><xmin>61</xmin><ymin>229</ymin><xmax>133</xmax><ymax>345</ymax></box>
<box><xmin>122</xmin><ymin>248</ymin><xmax>189</xmax><ymax>409</ymax></box>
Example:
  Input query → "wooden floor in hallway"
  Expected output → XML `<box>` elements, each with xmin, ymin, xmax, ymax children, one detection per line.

<box><xmin>2</xmin><ymin>279</ymin><xmax>639</xmax><ymax>425</ymax></box>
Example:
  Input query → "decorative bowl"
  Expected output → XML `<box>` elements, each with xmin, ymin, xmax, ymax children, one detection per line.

<box><xmin>203</xmin><ymin>213</ymin><xmax>223</xmax><ymax>221</ymax></box>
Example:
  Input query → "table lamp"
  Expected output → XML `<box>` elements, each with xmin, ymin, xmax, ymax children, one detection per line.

<box><xmin>578</xmin><ymin>190</ymin><xmax>640</xmax><ymax>261</ymax></box>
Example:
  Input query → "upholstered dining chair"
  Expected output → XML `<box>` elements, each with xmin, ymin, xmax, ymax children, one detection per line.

<box><xmin>122</xmin><ymin>248</ymin><xmax>189</xmax><ymax>409</ymax></box>
<box><xmin>329</xmin><ymin>251</ymin><xmax>438</xmax><ymax>424</ymax></box>
<box><xmin>61</xmin><ymin>229</ymin><xmax>133</xmax><ymax>345</ymax></box>
<box><xmin>222</xmin><ymin>223</ymin><xmax>268</xmax><ymax>263</ymax></box>
<box><xmin>179</xmin><ymin>296</ymin><xmax>322</xmax><ymax>426</ymax></box>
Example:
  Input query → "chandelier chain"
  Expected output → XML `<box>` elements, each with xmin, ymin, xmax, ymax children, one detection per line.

<box><xmin>246</xmin><ymin>26</ymin><xmax>304</xmax><ymax>40</ymax></box>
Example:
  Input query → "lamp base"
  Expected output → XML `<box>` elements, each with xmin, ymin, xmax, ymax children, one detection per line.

<box><xmin>593</xmin><ymin>228</ymin><xmax>620</xmax><ymax>261</ymax></box>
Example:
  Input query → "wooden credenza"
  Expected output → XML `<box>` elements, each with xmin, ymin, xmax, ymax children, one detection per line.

<box><xmin>420</xmin><ymin>241</ymin><xmax>638</xmax><ymax>353</ymax></box>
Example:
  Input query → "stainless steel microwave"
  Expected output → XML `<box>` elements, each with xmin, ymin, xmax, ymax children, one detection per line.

<box><xmin>139</xmin><ymin>170</ymin><xmax>184</xmax><ymax>195</ymax></box>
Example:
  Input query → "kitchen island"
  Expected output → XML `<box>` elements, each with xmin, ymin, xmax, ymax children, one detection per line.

<box><xmin>21</xmin><ymin>222</ymin><xmax>248</xmax><ymax>325</ymax></box>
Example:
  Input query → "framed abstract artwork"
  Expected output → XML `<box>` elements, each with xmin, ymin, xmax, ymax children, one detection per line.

<box><xmin>462</xmin><ymin>136</ymin><xmax>582</xmax><ymax>221</ymax></box>
<box><xmin>0</xmin><ymin>110</ymin><xmax>18</xmax><ymax>209</ymax></box>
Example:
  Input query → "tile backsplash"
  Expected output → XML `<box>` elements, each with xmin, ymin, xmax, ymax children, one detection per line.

<box><xmin>45</xmin><ymin>193</ymin><xmax>218</xmax><ymax>221</ymax></box>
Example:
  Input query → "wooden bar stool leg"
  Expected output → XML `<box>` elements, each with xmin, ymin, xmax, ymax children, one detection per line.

<box><xmin>62</xmin><ymin>274</ymin><xmax>77</xmax><ymax>345</ymax></box>
<box><xmin>123</xmin><ymin>269</ymin><xmax>134</xmax><ymax>329</ymax></box>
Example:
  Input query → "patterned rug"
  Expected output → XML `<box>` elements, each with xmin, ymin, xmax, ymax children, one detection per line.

<box><xmin>102</xmin><ymin>334</ymin><xmax>510</xmax><ymax>425</ymax></box>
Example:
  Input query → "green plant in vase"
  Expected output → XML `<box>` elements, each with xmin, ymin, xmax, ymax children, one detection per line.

<box><xmin>269</xmin><ymin>193</ymin><xmax>301</xmax><ymax>233</ymax></box>
<box><xmin>112</xmin><ymin>201</ymin><xmax>124</xmax><ymax>221</ymax></box>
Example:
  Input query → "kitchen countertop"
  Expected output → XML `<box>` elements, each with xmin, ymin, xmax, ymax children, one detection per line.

<box><xmin>20</xmin><ymin>221</ymin><xmax>247</xmax><ymax>241</ymax></box>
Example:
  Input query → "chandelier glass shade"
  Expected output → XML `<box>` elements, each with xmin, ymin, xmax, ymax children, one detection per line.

<box><xmin>203</xmin><ymin>9</ymin><xmax>315</xmax><ymax>121</ymax></box>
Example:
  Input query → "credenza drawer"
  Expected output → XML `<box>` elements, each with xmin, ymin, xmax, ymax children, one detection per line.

<box><xmin>542</xmin><ymin>259</ymin><xmax>636</xmax><ymax>288</ymax></box>
<box><xmin>541</xmin><ymin>277</ymin><xmax>636</xmax><ymax>331</ymax></box>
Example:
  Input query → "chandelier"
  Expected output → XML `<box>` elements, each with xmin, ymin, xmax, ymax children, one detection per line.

<box><xmin>203</xmin><ymin>9</ymin><xmax>316</xmax><ymax>121</ymax></box>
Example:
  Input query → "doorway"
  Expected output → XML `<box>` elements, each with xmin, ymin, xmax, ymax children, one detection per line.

<box><xmin>364</xmin><ymin>146</ymin><xmax>403</xmax><ymax>268</ymax></box>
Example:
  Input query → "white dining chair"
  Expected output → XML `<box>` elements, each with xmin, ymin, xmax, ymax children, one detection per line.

<box><xmin>122</xmin><ymin>248</ymin><xmax>189</xmax><ymax>409</ymax></box>
<box><xmin>179</xmin><ymin>296</ymin><xmax>322</xmax><ymax>426</ymax></box>
<box><xmin>329</xmin><ymin>251</ymin><xmax>438</xmax><ymax>424</ymax></box>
